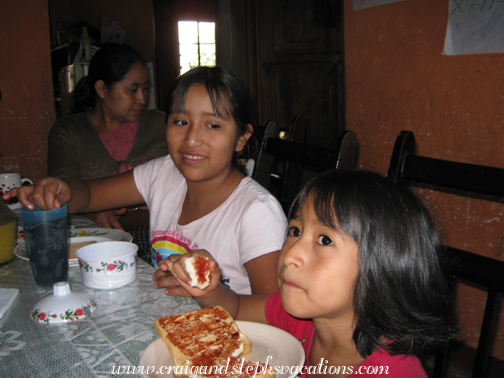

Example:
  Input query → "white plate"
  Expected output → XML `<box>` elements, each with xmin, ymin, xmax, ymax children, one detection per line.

<box><xmin>139</xmin><ymin>320</ymin><xmax>305</xmax><ymax>378</ymax></box>
<box><xmin>14</xmin><ymin>228</ymin><xmax>133</xmax><ymax>266</ymax></box>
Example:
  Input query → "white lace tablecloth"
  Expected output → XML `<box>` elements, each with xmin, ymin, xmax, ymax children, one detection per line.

<box><xmin>0</xmin><ymin>257</ymin><xmax>199</xmax><ymax>377</ymax></box>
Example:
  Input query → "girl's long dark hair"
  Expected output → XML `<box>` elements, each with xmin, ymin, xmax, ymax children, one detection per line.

<box><xmin>289</xmin><ymin>169</ymin><xmax>457</xmax><ymax>358</ymax></box>
<box><xmin>166</xmin><ymin>66</ymin><xmax>259</xmax><ymax>165</ymax></box>
<box><xmin>72</xmin><ymin>43</ymin><xmax>146</xmax><ymax>114</ymax></box>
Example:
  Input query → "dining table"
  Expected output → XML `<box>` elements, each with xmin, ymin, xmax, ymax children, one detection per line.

<box><xmin>0</xmin><ymin>210</ymin><xmax>200</xmax><ymax>378</ymax></box>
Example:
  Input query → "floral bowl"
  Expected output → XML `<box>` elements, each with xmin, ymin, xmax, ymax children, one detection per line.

<box><xmin>75</xmin><ymin>241</ymin><xmax>138</xmax><ymax>290</ymax></box>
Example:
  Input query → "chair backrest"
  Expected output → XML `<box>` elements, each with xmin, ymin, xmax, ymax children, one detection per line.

<box><xmin>277</xmin><ymin>114</ymin><xmax>309</xmax><ymax>204</ymax></box>
<box><xmin>334</xmin><ymin>129</ymin><xmax>359</xmax><ymax>169</ymax></box>
<box><xmin>387</xmin><ymin>130</ymin><xmax>504</xmax><ymax>378</ymax></box>
<box><xmin>253</xmin><ymin>127</ymin><xmax>358</xmax><ymax>213</ymax></box>
<box><xmin>287</xmin><ymin>114</ymin><xmax>308</xmax><ymax>142</ymax></box>
<box><xmin>253</xmin><ymin>120</ymin><xmax>280</xmax><ymax>189</ymax></box>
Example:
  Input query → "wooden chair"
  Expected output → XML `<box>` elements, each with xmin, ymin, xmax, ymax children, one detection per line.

<box><xmin>253</xmin><ymin>120</ymin><xmax>280</xmax><ymax>188</ymax></box>
<box><xmin>387</xmin><ymin>130</ymin><xmax>504</xmax><ymax>378</ymax></box>
<box><xmin>253</xmin><ymin>116</ymin><xmax>304</xmax><ymax>190</ymax></box>
<box><xmin>284</xmin><ymin>114</ymin><xmax>308</xmax><ymax>142</ymax></box>
<box><xmin>271</xmin><ymin>115</ymin><xmax>308</xmax><ymax>207</ymax></box>
<box><xmin>254</xmin><ymin>127</ymin><xmax>358</xmax><ymax>213</ymax></box>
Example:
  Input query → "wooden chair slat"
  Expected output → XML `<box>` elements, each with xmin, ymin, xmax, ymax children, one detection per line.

<box><xmin>387</xmin><ymin>130</ymin><xmax>504</xmax><ymax>378</ymax></box>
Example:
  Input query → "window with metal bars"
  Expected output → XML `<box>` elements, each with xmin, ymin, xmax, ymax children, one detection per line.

<box><xmin>178</xmin><ymin>21</ymin><xmax>216</xmax><ymax>74</ymax></box>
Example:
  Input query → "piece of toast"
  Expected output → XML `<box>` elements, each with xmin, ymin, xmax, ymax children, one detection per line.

<box><xmin>185</xmin><ymin>256</ymin><xmax>211</xmax><ymax>289</ymax></box>
<box><xmin>154</xmin><ymin>306</ymin><xmax>274</xmax><ymax>378</ymax></box>
<box><xmin>154</xmin><ymin>306</ymin><xmax>251</xmax><ymax>364</ymax></box>
<box><xmin>68</xmin><ymin>241</ymin><xmax>97</xmax><ymax>259</ymax></box>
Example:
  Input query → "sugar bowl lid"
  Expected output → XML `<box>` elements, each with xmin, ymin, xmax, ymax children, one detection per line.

<box><xmin>31</xmin><ymin>282</ymin><xmax>96</xmax><ymax>324</ymax></box>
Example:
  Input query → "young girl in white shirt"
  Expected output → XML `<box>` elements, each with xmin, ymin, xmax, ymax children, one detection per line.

<box><xmin>7</xmin><ymin>66</ymin><xmax>287</xmax><ymax>296</ymax></box>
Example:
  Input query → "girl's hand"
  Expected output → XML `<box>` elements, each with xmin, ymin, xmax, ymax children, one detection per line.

<box><xmin>1</xmin><ymin>177</ymin><xmax>71</xmax><ymax>210</ymax></box>
<box><xmin>152</xmin><ymin>253</ymin><xmax>186</xmax><ymax>294</ymax></box>
<box><xmin>153</xmin><ymin>250</ymin><xmax>221</xmax><ymax>298</ymax></box>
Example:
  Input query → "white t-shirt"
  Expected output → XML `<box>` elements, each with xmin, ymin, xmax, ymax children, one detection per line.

<box><xmin>133</xmin><ymin>155</ymin><xmax>287</xmax><ymax>294</ymax></box>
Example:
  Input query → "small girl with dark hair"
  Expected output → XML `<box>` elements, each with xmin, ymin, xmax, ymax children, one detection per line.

<box><xmin>9</xmin><ymin>66</ymin><xmax>286</xmax><ymax>297</ymax></box>
<box><xmin>162</xmin><ymin>169</ymin><xmax>457</xmax><ymax>377</ymax></box>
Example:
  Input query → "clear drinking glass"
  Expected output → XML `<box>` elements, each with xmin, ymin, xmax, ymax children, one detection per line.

<box><xmin>21</xmin><ymin>204</ymin><xmax>68</xmax><ymax>285</ymax></box>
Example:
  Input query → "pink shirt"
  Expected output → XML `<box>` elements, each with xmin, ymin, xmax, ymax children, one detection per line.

<box><xmin>99</xmin><ymin>121</ymin><xmax>138</xmax><ymax>173</ymax></box>
<box><xmin>265</xmin><ymin>291</ymin><xmax>428</xmax><ymax>378</ymax></box>
<box><xmin>100</xmin><ymin>120</ymin><xmax>148</xmax><ymax>210</ymax></box>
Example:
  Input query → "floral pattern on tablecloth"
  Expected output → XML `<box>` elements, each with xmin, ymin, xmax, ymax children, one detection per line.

<box><xmin>0</xmin><ymin>255</ymin><xmax>199</xmax><ymax>377</ymax></box>
<box><xmin>0</xmin><ymin>330</ymin><xmax>26</xmax><ymax>357</ymax></box>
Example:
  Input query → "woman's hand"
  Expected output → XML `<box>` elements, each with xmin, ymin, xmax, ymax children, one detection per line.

<box><xmin>88</xmin><ymin>210</ymin><xmax>125</xmax><ymax>230</ymax></box>
<box><xmin>1</xmin><ymin>177</ymin><xmax>71</xmax><ymax>210</ymax></box>
<box><xmin>152</xmin><ymin>250</ymin><xmax>221</xmax><ymax>298</ymax></box>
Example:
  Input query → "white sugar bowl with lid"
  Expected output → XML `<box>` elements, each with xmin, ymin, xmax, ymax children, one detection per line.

<box><xmin>75</xmin><ymin>241</ymin><xmax>138</xmax><ymax>290</ymax></box>
<box><xmin>31</xmin><ymin>281</ymin><xmax>96</xmax><ymax>324</ymax></box>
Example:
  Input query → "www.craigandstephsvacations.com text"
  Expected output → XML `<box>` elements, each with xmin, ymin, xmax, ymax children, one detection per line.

<box><xmin>111</xmin><ymin>356</ymin><xmax>391</xmax><ymax>376</ymax></box>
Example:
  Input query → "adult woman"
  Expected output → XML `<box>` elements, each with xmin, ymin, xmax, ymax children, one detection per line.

<box><xmin>47</xmin><ymin>43</ymin><xmax>167</xmax><ymax>232</ymax></box>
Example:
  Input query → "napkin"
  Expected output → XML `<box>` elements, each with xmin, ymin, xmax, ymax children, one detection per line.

<box><xmin>0</xmin><ymin>288</ymin><xmax>19</xmax><ymax>318</ymax></box>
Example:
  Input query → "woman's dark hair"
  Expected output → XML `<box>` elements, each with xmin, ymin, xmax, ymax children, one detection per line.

<box><xmin>166</xmin><ymin>66</ymin><xmax>259</xmax><ymax>165</ymax></box>
<box><xmin>288</xmin><ymin>169</ymin><xmax>457</xmax><ymax>358</ymax></box>
<box><xmin>71</xmin><ymin>43</ymin><xmax>146</xmax><ymax>113</ymax></box>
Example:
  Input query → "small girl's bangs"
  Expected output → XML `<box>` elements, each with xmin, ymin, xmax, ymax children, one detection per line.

<box><xmin>288</xmin><ymin>174</ymin><xmax>359</xmax><ymax>241</ymax></box>
<box><xmin>288</xmin><ymin>173</ymin><xmax>362</xmax><ymax>243</ymax></box>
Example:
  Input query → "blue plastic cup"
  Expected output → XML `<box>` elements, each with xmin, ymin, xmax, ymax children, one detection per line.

<box><xmin>21</xmin><ymin>204</ymin><xmax>68</xmax><ymax>286</ymax></box>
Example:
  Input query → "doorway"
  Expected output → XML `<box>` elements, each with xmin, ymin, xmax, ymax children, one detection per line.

<box><xmin>217</xmin><ymin>0</ymin><xmax>345</xmax><ymax>148</ymax></box>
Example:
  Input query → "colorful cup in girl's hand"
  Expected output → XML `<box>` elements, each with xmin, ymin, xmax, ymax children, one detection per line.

<box><xmin>21</xmin><ymin>204</ymin><xmax>69</xmax><ymax>286</ymax></box>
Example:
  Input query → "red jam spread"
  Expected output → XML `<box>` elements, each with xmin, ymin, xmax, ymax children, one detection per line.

<box><xmin>193</xmin><ymin>256</ymin><xmax>210</xmax><ymax>285</ymax></box>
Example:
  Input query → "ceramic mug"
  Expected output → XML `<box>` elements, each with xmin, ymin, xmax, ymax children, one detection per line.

<box><xmin>0</xmin><ymin>173</ymin><xmax>33</xmax><ymax>210</ymax></box>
